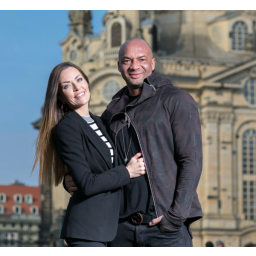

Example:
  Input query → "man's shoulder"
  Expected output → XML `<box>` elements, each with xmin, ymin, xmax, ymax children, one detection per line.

<box><xmin>150</xmin><ymin>73</ymin><xmax>172</xmax><ymax>89</ymax></box>
<box><xmin>159</xmin><ymin>83</ymin><xmax>187</xmax><ymax>96</ymax></box>
<box><xmin>152</xmin><ymin>74</ymin><xmax>188</xmax><ymax>98</ymax></box>
<box><xmin>159</xmin><ymin>84</ymin><xmax>196</xmax><ymax>105</ymax></box>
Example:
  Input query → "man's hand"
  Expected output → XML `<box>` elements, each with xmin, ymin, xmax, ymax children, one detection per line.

<box><xmin>149</xmin><ymin>215</ymin><xmax>174</xmax><ymax>232</ymax></box>
<box><xmin>149</xmin><ymin>215</ymin><xmax>163</xmax><ymax>226</ymax></box>
<box><xmin>64</xmin><ymin>168</ymin><xmax>78</xmax><ymax>195</ymax></box>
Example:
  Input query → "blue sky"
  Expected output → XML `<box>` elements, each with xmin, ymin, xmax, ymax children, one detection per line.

<box><xmin>0</xmin><ymin>10</ymin><xmax>107</xmax><ymax>186</ymax></box>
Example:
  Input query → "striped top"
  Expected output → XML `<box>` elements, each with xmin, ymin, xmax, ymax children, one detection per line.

<box><xmin>81</xmin><ymin>115</ymin><xmax>114</xmax><ymax>164</ymax></box>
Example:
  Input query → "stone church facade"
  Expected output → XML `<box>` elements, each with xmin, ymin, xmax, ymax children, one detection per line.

<box><xmin>35</xmin><ymin>10</ymin><xmax>256</xmax><ymax>246</ymax></box>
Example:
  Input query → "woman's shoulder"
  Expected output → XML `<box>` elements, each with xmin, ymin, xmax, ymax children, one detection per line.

<box><xmin>56</xmin><ymin>114</ymin><xmax>79</xmax><ymax>134</ymax></box>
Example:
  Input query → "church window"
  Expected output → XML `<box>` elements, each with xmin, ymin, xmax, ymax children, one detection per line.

<box><xmin>232</xmin><ymin>21</ymin><xmax>248</xmax><ymax>51</ymax></box>
<box><xmin>243</xmin><ymin>78</ymin><xmax>256</xmax><ymax>105</ymax></box>
<box><xmin>103</xmin><ymin>81</ymin><xmax>122</xmax><ymax>102</ymax></box>
<box><xmin>242</xmin><ymin>129</ymin><xmax>256</xmax><ymax>220</ymax></box>
<box><xmin>70</xmin><ymin>50</ymin><xmax>77</xmax><ymax>61</ymax></box>
<box><xmin>111</xmin><ymin>22</ymin><xmax>121</xmax><ymax>47</ymax></box>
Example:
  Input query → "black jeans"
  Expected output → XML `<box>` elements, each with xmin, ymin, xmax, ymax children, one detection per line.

<box><xmin>65</xmin><ymin>237</ymin><xmax>107</xmax><ymax>247</ymax></box>
<box><xmin>108</xmin><ymin>221</ymin><xmax>193</xmax><ymax>247</ymax></box>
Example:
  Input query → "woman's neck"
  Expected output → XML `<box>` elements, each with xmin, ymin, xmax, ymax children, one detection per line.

<box><xmin>74</xmin><ymin>105</ymin><xmax>89</xmax><ymax>116</ymax></box>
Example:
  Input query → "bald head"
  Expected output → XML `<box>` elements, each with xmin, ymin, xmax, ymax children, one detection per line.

<box><xmin>118</xmin><ymin>38</ymin><xmax>153</xmax><ymax>61</ymax></box>
<box><xmin>117</xmin><ymin>37</ymin><xmax>156</xmax><ymax>94</ymax></box>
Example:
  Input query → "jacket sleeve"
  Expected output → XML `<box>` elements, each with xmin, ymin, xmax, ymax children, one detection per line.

<box><xmin>55</xmin><ymin>120</ymin><xmax>130</xmax><ymax>197</ymax></box>
<box><xmin>101</xmin><ymin>110</ymin><xmax>108</xmax><ymax>125</ymax></box>
<box><xmin>160</xmin><ymin>91</ymin><xmax>202</xmax><ymax>231</ymax></box>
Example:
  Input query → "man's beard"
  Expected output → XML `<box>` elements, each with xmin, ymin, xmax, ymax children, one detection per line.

<box><xmin>125</xmin><ymin>76</ymin><xmax>145</xmax><ymax>89</ymax></box>
<box><xmin>127</xmin><ymin>81</ymin><xmax>143</xmax><ymax>90</ymax></box>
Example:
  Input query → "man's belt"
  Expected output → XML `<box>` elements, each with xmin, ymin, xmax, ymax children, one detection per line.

<box><xmin>129</xmin><ymin>213</ymin><xmax>153</xmax><ymax>226</ymax></box>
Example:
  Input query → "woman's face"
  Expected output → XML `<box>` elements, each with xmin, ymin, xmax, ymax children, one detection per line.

<box><xmin>58</xmin><ymin>67</ymin><xmax>90</xmax><ymax>114</ymax></box>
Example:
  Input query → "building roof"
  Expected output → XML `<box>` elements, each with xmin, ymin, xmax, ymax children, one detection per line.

<box><xmin>169</xmin><ymin>11</ymin><xmax>255</xmax><ymax>64</ymax></box>
<box><xmin>208</xmin><ymin>10</ymin><xmax>242</xmax><ymax>24</ymax></box>
<box><xmin>170</xmin><ymin>31</ymin><xmax>253</xmax><ymax>64</ymax></box>
<box><xmin>0</xmin><ymin>184</ymin><xmax>41</xmax><ymax>216</ymax></box>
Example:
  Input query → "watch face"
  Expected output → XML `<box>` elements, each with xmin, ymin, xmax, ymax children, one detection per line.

<box><xmin>70</xmin><ymin>50</ymin><xmax>77</xmax><ymax>61</ymax></box>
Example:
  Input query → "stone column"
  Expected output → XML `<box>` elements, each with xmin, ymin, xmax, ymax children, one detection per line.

<box><xmin>219</xmin><ymin>112</ymin><xmax>235</xmax><ymax>216</ymax></box>
<box><xmin>201</xmin><ymin>111</ymin><xmax>220</xmax><ymax>215</ymax></box>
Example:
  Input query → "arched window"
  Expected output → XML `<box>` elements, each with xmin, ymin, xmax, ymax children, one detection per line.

<box><xmin>103</xmin><ymin>80</ymin><xmax>122</xmax><ymax>102</ymax></box>
<box><xmin>0</xmin><ymin>194</ymin><xmax>6</xmax><ymax>203</ymax></box>
<box><xmin>13</xmin><ymin>205</ymin><xmax>21</xmax><ymax>215</ymax></box>
<box><xmin>152</xmin><ymin>25</ymin><xmax>158</xmax><ymax>52</ymax></box>
<box><xmin>232</xmin><ymin>21</ymin><xmax>248</xmax><ymax>51</ymax></box>
<box><xmin>242</xmin><ymin>129</ymin><xmax>256</xmax><ymax>220</ymax></box>
<box><xmin>13</xmin><ymin>194</ymin><xmax>22</xmax><ymax>204</ymax></box>
<box><xmin>24</xmin><ymin>194</ymin><xmax>33</xmax><ymax>204</ymax></box>
<box><xmin>30</xmin><ymin>206</ymin><xmax>39</xmax><ymax>215</ymax></box>
<box><xmin>111</xmin><ymin>22</ymin><xmax>121</xmax><ymax>47</ymax></box>
<box><xmin>243</xmin><ymin>78</ymin><xmax>256</xmax><ymax>105</ymax></box>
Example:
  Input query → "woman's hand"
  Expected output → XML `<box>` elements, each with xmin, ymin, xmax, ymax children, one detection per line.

<box><xmin>65</xmin><ymin>174</ymin><xmax>78</xmax><ymax>195</ymax></box>
<box><xmin>64</xmin><ymin>166</ymin><xmax>78</xmax><ymax>195</ymax></box>
<box><xmin>126</xmin><ymin>152</ymin><xmax>146</xmax><ymax>178</ymax></box>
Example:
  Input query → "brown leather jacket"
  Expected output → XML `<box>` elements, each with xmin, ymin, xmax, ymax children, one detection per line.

<box><xmin>101</xmin><ymin>71</ymin><xmax>203</xmax><ymax>231</ymax></box>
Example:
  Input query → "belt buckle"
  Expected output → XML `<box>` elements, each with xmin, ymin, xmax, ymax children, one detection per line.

<box><xmin>130</xmin><ymin>213</ymin><xmax>143</xmax><ymax>225</ymax></box>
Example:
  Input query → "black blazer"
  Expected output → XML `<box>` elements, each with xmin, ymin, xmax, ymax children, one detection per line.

<box><xmin>55</xmin><ymin>110</ymin><xmax>130</xmax><ymax>242</ymax></box>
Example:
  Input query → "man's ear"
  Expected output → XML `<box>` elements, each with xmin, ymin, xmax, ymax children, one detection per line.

<box><xmin>151</xmin><ymin>58</ymin><xmax>156</xmax><ymax>71</ymax></box>
<box><xmin>117</xmin><ymin>61</ymin><xmax>121</xmax><ymax>72</ymax></box>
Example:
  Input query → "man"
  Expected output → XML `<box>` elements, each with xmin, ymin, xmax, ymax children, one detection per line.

<box><xmin>64</xmin><ymin>38</ymin><xmax>203</xmax><ymax>247</ymax></box>
<box><xmin>215</xmin><ymin>240</ymin><xmax>225</xmax><ymax>247</ymax></box>
<box><xmin>205</xmin><ymin>241</ymin><xmax>214</xmax><ymax>247</ymax></box>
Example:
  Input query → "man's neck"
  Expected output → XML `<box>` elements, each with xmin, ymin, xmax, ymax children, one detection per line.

<box><xmin>127</xmin><ymin>87</ymin><xmax>142</xmax><ymax>96</ymax></box>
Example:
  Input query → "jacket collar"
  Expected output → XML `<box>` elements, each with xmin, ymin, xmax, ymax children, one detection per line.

<box><xmin>105</xmin><ymin>71</ymin><xmax>172</xmax><ymax>123</ymax></box>
<box><xmin>66</xmin><ymin>110</ymin><xmax>113</xmax><ymax>168</ymax></box>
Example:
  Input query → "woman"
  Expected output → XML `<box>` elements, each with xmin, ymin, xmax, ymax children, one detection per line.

<box><xmin>33</xmin><ymin>62</ymin><xmax>146</xmax><ymax>247</ymax></box>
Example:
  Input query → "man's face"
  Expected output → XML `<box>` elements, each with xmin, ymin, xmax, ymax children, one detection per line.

<box><xmin>118</xmin><ymin>40</ymin><xmax>155</xmax><ymax>90</ymax></box>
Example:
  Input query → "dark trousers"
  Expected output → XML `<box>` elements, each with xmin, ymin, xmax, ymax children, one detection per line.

<box><xmin>65</xmin><ymin>237</ymin><xmax>107</xmax><ymax>247</ymax></box>
<box><xmin>108</xmin><ymin>221</ymin><xmax>193</xmax><ymax>247</ymax></box>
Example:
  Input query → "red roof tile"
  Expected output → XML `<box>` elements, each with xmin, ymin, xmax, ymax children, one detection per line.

<box><xmin>0</xmin><ymin>185</ymin><xmax>41</xmax><ymax>216</ymax></box>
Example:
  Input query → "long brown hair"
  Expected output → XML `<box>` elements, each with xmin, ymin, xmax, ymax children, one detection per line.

<box><xmin>32</xmin><ymin>62</ymin><xmax>90</xmax><ymax>186</ymax></box>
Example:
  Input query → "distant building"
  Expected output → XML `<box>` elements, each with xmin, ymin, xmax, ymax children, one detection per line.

<box><xmin>33</xmin><ymin>10</ymin><xmax>256</xmax><ymax>247</ymax></box>
<box><xmin>0</xmin><ymin>181</ymin><xmax>41</xmax><ymax>247</ymax></box>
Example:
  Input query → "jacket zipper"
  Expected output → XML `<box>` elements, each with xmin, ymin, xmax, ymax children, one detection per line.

<box><xmin>114</xmin><ymin>122</ymin><xmax>126</xmax><ymax>158</ymax></box>
<box><xmin>109</xmin><ymin>100</ymin><xmax>160</xmax><ymax>217</ymax></box>
<box><xmin>125</xmin><ymin>112</ymin><xmax>160</xmax><ymax>218</ymax></box>
<box><xmin>108</xmin><ymin>111</ymin><xmax>125</xmax><ymax>157</ymax></box>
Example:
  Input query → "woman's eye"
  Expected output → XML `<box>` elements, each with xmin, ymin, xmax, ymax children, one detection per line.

<box><xmin>77</xmin><ymin>78</ymin><xmax>82</xmax><ymax>82</ymax></box>
<box><xmin>64</xmin><ymin>84</ymin><xmax>70</xmax><ymax>89</ymax></box>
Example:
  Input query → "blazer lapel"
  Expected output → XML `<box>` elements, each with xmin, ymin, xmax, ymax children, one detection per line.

<box><xmin>90</xmin><ymin>113</ymin><xmax>115</xmax><ymax>167</ymax></box>
<box><xmin>91</xmin><ymin>113</ymin><xmax>115</xmax><ymax>149</ymax></box>
<box><xmin>67</xmin><ymin>110</ymin><xmax>112</xmax><ymax>169</ymax></box>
